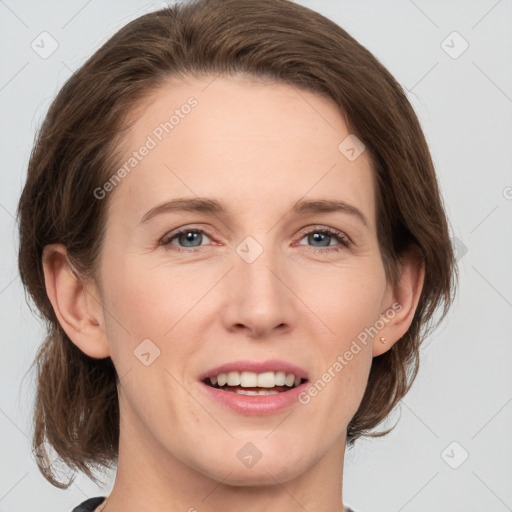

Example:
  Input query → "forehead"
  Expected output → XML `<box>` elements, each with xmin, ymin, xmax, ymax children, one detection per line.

<box><xmin>108</xmin><ymin>74</ymin><xmax>376</xmax><ymax>227</ymax></box>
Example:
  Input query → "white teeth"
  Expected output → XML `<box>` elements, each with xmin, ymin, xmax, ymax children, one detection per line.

<box><xmin>257</xmin><ymin>371</ymin><xmax>276</xmax><ymax>388</ymax></box>
<box><xmin>235</xmin><ymin>389</ymin><xmax>258</xmax><ymax>396</ymax></box>
<box><xmin>240</xmin><ymin>371</ymin><xmax>258</xmax><ymax>387</ymax></box>
<box><xmin>209</xmin><ymin>370</ymin><xmax>302</xmax><ymax>388</ymax></box>
<box><xmin>227</xmin><ymin>371</ymin><xmax>240</xmax><ymax>386</ymax></box>
<box><xmin>234</xmin><ymin>389</ymin><xmax>280</xmax><ymax>396</ymax></box>
<box><xmin>275</xmin><ymin>371</ymin><xmax>286</xmax><ymax>386</ymax></box>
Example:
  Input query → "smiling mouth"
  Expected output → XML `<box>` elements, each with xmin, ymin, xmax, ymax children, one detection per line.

<box><xmin>203</xmin><ymin>370</ymin><xmax>307</xmax><ymax>395</ymax></box>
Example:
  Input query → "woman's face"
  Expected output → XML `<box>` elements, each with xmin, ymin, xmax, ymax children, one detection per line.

<box><xmin>95</xmin><ymin>74</ymin><xmax>394</xmax><ymax>485</ymax></box>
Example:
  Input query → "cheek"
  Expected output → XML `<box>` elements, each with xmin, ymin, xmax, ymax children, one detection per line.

<box><xmin>99</xmin><ymin>256</ymin><xmax>212</xmax><ymax>389</ymax></box>
<box><xmin>101</xmin><ymin>257</ymin><xmax>205</xmax><ymax>339</ymax></box>
<box><xmin>298</xmin><ymin>258</ymin><xmax>387</xmax><ymax>342</ymax></box>
<box><xmin>296</xmin><ymin>261</ymin><xmax>385</xmax><ymax>409</ymax></box>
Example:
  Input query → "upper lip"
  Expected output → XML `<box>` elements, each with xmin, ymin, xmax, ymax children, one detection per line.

<box><xmin>199</xmin><ymin>359</ymin><xmax>309</xmax><ymax>381</ymax></box>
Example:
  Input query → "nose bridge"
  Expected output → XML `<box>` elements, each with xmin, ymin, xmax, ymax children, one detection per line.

<box><xmin>224</xmin><ymin>234</ymin><xmax>293</xmax><ymax>335</ymax></box>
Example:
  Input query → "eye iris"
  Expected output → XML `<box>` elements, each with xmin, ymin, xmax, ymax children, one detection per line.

<box><xmin>179</xmin><ymin>231</ymin><xmax>201</xmax><ymax>247</ymax></box>
<box><xmin>309</xmin><ymin>232</ymin><xmax>330</xmax><ymax>247</ymax></box>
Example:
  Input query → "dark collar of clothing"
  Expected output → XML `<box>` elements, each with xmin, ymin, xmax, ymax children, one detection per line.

<box><xmin>71</xmin><ymin>496</ymin><xmax>359</xmax><ymax>512</ymax></box>
<box><xmin>71</xmin><ymin>496</ymin><xmax>105</xmax><ymax>512</ymax></box>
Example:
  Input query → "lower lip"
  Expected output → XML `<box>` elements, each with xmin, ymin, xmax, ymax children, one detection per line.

<box><xmin>199</xmin><ymin>381</ymin><xmax>308</xmax><ymax>415</ymax></box>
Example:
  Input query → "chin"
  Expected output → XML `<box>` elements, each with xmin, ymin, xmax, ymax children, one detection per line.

<box><xmin>195</xmin><ymin>447</ymin><xmax>314</xmax><ymax>487</ymax></box>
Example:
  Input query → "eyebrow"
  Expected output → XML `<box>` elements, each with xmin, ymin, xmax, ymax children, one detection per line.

<box><xmin>140</xmin><ymin>197</ymin><xmax>369</xmax><ymax>228</ymax></box>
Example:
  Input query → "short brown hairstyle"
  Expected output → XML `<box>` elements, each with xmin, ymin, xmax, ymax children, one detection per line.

<box><xmin>17</xmin><ymin>0</ymin><xmax>458</xmax><ymax>489</ymax></box>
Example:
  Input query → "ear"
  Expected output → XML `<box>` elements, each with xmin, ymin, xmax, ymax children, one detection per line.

<box><xmin>372</xmin><ymin>246</ymin><xmax>425</xmax><ymax>357</ymax></box>
<box><xmin>42</xmin><ymin>243</ymin><xmax>110</xmax><ymax>359</ymax></box>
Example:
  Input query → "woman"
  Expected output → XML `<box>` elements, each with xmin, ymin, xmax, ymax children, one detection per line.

<box><xmin>17</xmin><ymin>0</ymin><xmax>457</xmax><ymax>510</ymax></box>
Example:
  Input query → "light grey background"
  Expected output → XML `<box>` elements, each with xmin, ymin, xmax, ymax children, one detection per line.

<box><xmin>1</xmin><ymin>1</ymin><xmax>511</xmax><ymax>511</ymax></box>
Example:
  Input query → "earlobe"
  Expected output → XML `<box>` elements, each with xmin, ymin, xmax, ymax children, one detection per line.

<box><xmin>42</xmin><ymin>243</ymin><xmax>110</xmax><ymax>359</ymax></box>
<box><xmin>372</xmin><ymin>247</ymin><xmax>425</xmax><ymax>357</ymax></box>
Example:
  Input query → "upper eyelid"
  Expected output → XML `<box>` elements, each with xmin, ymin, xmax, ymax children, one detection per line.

<box><xmin>161</xmin><ymin>225</ymin><xmax>215</xmax><ymax>242</ymax></box>
<box><xmin>296</xmin><ymin>224</ymin><xmax>351</xmax><ymax>245</ymax></box>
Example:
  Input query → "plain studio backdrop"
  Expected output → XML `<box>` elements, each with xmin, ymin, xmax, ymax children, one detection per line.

<box><xmin>1</xmin><ymin>1</ymin><xmax>511</xmax><ymax>511</ymax></box>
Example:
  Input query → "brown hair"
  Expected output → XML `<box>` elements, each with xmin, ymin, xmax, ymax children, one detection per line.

<box><xmin>17</xmin><ymin>0</ymin><xmax>458</xmax><ymax>489</ymax></box>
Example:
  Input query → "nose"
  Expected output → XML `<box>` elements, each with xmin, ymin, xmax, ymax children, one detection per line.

<box><xmin>221</xmin><ymin>240</ymin><xmax>295</xmax><ymax>339</ymax></box>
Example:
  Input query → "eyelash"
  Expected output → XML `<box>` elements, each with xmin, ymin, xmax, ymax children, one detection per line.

<box><xmin>160</xmin><ymin>225</ymin><xmax>351</xmax><ymax>253</ymax></box>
